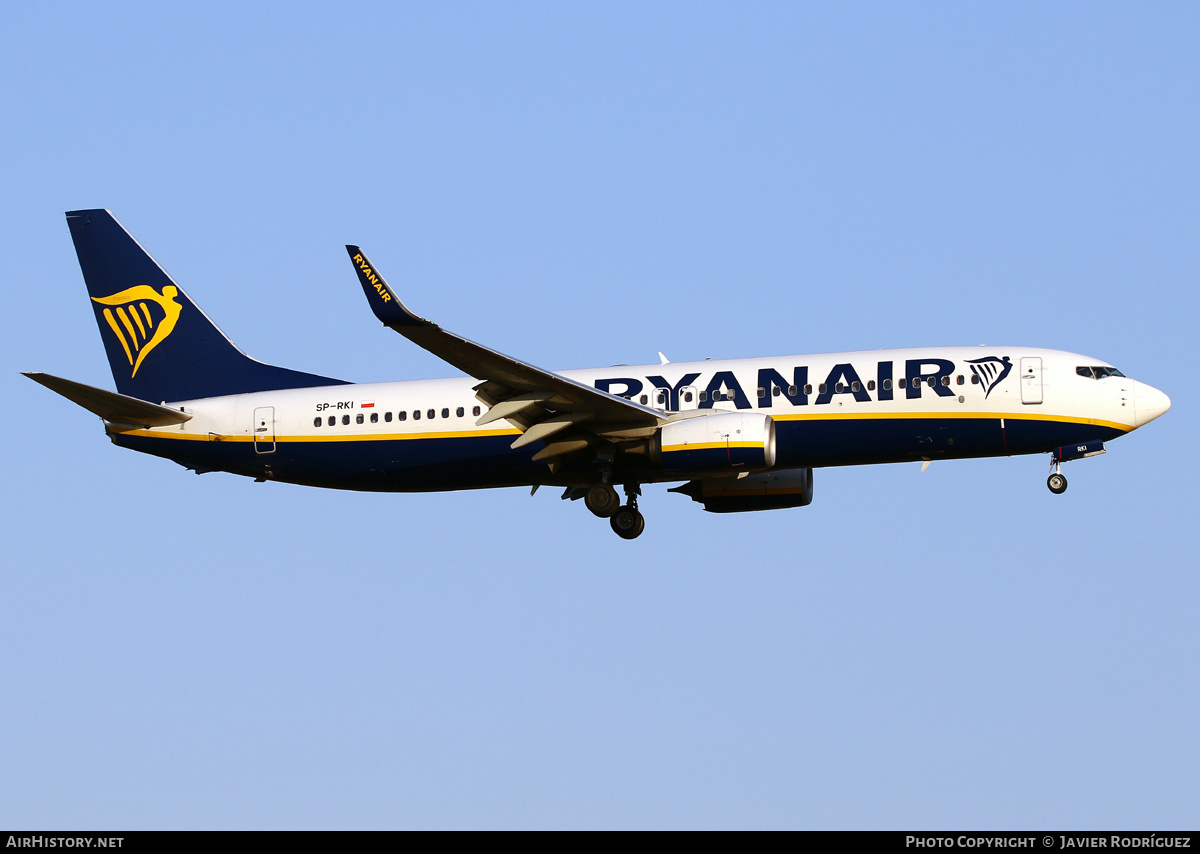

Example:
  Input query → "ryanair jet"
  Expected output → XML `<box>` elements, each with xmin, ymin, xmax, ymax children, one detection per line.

<box><xmin>27</xmin><ymin>210</ymin><xmax>1171</xmax><ymax>539</ymax></box>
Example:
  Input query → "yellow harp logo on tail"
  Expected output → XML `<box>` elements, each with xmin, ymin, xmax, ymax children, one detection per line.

<box><xmin>91</xmin><ymin>285</ymin><xmax>183</xmax><ymax>377</ymax></box>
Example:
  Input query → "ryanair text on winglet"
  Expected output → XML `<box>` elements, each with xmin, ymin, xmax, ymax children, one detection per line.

<box><xmin>353</xmin><ymin>254</ymin><xmax>392</xmax><ymax>303</ymax></box>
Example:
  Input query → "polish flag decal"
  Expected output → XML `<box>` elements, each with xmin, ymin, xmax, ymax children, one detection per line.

<box><xmin>361</xmin><ymin>401</ymin><xmax>375</xmax><ymax>408</ymax></box>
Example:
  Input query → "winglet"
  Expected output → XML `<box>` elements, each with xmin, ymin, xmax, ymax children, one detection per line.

<box><xmin>345</xmin><ymin>245</ymin><xmax>431</xmax><ymax>328</ymax></box>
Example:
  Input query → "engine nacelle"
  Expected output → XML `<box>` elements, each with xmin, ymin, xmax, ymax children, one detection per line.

<box><xmin>657</xmin><ymin>412</ymin><xmax>776</xmax><ymax>473</ymax></box>
<box><xmin>669</xmin><ymin>468</ymin><xmax>814</xmax><ymax>513</ymax></box>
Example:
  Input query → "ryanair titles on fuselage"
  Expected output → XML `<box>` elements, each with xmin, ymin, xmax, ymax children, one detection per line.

<box><xmin>592</xmin><ymin>355</ymin><xmax>1013</xmax><ymax>410</ymax></box>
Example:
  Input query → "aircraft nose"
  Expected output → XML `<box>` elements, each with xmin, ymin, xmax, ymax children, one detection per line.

<box><xmin>1132</xmin><ymin>381</ymin><xmax>1171</xmax><ymax>427</ymax></box>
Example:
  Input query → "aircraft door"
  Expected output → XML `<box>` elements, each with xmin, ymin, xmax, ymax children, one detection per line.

<box><xmin>678</xmin><ymin>386</ymin><xmax>699</xmax><ymax>410</ymax></box>
<box><xmin>1020</xmin><ymin>357</ymin><xmax>1043</xmax><ymax>405</ymax></box>
<box><xmin>253</xmin><ymin>406</ymin><xmax>276</xmax><ymax>454</ymax></box>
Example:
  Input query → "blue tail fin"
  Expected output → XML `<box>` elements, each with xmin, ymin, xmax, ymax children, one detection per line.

<box><xmin>67</xmin><ymin>210</ymin><xmax>348</xmax><ymax>402</ymax></box>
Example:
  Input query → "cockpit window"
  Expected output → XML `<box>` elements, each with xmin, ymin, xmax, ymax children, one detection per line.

<box><xmin>1077</xmin><ymin>366</ymin><xmax>1126</xmax><ymax>379</ymax></box>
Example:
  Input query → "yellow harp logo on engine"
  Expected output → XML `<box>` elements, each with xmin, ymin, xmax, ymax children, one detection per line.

<box><xmin>91</xmin><ymin>285</ymin><xmax>183</xmax><ymax>377</ymax></box>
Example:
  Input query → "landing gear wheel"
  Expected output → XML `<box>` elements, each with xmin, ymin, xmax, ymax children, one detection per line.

<box><xmin>610</xmin><ymin>505</ymin><xmax>645</xmax><ymax>540</ymax></box>
<box><xmin>1047</xmin><ymin>473</ymin><xmax>1068</xmax><ymax>494</ymax></box>
<box><xmin>584</xmin><ymin>483</ymin><xmax>620</xmax><ymax>517</ymax></box>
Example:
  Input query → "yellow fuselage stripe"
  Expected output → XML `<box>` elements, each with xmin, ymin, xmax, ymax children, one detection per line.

<box><xmin>112</xmin><ymin>427</ymin><xmax>522</xmax><ymax>442</ymax></box>
<box><xmin>112</xmin><ymin>410</ymin><xmax>1133</xmax><ymax>442</ymax></box>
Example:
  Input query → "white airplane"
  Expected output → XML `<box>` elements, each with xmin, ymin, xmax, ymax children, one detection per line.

<box><xmin>27</xmin><ymin>209</ymin><xmax>1171</xmax><ymax>539</ymax></box>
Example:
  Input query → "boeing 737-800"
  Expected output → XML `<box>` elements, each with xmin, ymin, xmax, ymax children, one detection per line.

<box><xmin>26</xmin><ymin>210</ymin><xmax>1171</xmax><ymax>539</ymax></box>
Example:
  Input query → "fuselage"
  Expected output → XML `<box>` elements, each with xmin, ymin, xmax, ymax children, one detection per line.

<box><xmin>44</xmin><ymin>209</ymin><xmax>1173</xmax><ymax>537</ymax></box>
<box><xmin>107</xmin><ymin>345</ymin><xmax>1170</xmax><ymax>492</ymax></box>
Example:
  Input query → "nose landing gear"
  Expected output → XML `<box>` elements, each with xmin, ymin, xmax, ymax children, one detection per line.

<box><xmin>1047</xmin><ymin>460</ymin><xmax>1068</xmax><ymax>494</ymax></box>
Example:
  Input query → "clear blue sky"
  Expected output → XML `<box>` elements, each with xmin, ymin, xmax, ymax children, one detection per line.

<box><xmin>2</xmin><ymin>2</ymin><xmax>1196</xmax><ymax>829</ymax></box>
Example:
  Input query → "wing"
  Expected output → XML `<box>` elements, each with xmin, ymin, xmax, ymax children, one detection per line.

<box><xmin>346</xmin><ymin>246</ymin><xmax>665</xmax><ymax>466</ymax></box>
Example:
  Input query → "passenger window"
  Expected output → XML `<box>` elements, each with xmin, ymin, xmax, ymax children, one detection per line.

<box><xmin>867</xmin><ymin>380</ymin><xmax>876</xmax><ymax>391</ymax></box>
<box><xmin>757</xmin><ymin>387</ymin><xmax>766</xmax><ymax>399</ymax></box>
<box><xmin>883</xmin><ymin>379</ymin><xmax>892</xmax><ymax>390</ymax></box>
<box><xmin>342</xmin><ymin>414</ymin><xmax>350</xmax><ymax>425</ymax></box>
<box><xmin>356</xmin><ymin>413</ymin><xmax>364</xmax><ymax>424</ymax></box>
<box><xmin>413</xmin><ymin>410</ymin><xmax>421</xmax><ymax>420</ymax></box>
<box><xmin>971</xmin><ymin>375</ymin><xmax>980</xmax><ymax>385</ymax></box>
<box><xmin>640</xmin><ymin>394</ymin><xmax>648</xmax><ymax>404</ymax></box>
<box><xmin>851</xmin><ymin>381</ymin><xmax>860</xmax><ymax>392</ymax></box>
<box><xmin>835</xmin><ymin>383</ymin><xmax>844</xmax><ymax>393</ymax></box>
<box><xmin>399</xmin><ymin>411</ymin><xmax>407</xmax><ymax>421</ymax></box>
<box><xmin>772</xmin><ymin>386</ymin><xmax>780</xmax><ymax>397</ymax></box>
<box><xmin>657</xmin><ymin>391</ymin><xmax>667</xmax><ymax>405</ymax></box>
<box><xmin>370</xmin><ymin>412</ymin><xmax>378</xmax><ymax>423</ymax></box>
<box><xmin>385</xmin><ymin>411</ymin><xmax>392</xmax><ymax>422</ymax></box>
<box><xmin>956</xmin><ymin>375</ymin><xmax>964</xmax><ymax>385</ymax></box>
<box><xmin>819</xmin><ymin>384</ymin><xmax>828</xmax><ymax>394</ymax></box>
<box><xmin>456</xmin><ymin>406</ymin><xmax>464</xmax><ymax>417</ymax></box>
<box><xmin>473</xmin><ymin>406</ymin><xmax>481</xmax><ymax>416</ymax></box>
<box><xmin>683</xmin><ymin>391</ymin><xmax>694</xmax><ymax>402</ymax></box>
<box><xmin>441</xmin><ymin>408</ymin><xmax>449</xmax><ymax>419</ymax></box>
<box><xmin>313</xmin><ymin>417</ymin><xmax>321</xmax><ymax>428</ymax></box>
<box><xmin>898</xmin><ymin>378</ymin><xmax>907</xmax><ymax>389</ymax></box>
<box><xmin>788</xmin><ymin>385</ymin><xmax>797</xmax><ymax>396</ymax></box>
<box><xmin>940</xmin><ymin>376</ymin><xmax>949</xmax><ymax>387</ymax></box>
<box><xmin>327</xmin><ymin>416</ymin><xmax>335</xmax><ymax>426</ymax></box>
<box><xmin>699</xmin><ymin>391</ymin><xmax>708</xmax><ymax>402</ymax></box>
<box><xmin>428</xmin><ymin>409</ymin><xmax>435</xmax><ymax>420</ymax></box>
<box><xmin>804</xmin><ymin>384</ymin><xmax>813</xmax><ymax>395</ymax></box>
<box><xmin>928</xmin><ymin>377</ymin><xmax>937</xmax><ymax>387</ymax></box>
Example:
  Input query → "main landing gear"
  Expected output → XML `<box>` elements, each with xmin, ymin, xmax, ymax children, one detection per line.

<box><xmin>581</xmin><ymin>482</ymin><xmax>645</xmax><ymax>539</ymax></box>
<box><xmin>609</xmin><ymin>487</ymin><xmax>645</xmax><ymax>540</ymax></box>
<box><xmin>1047</xmin><ymin>460</ymin><xmax>1068</xmax><ymax>495</ymax></box>
<box><xmin>584</xmin><ymin>483</ymin><xmax>621</xmax><ymax>517</ymax></box>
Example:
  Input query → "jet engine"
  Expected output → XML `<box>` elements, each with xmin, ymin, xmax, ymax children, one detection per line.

<box><xmin>655</xmin><ymin>412</ymin><xmax>776</xmax><ymax>473</ymax></box>
<box><xmin>669</xmin><ymin>467</ymin><xmax>814</xmax><ymax>513</ymax></box>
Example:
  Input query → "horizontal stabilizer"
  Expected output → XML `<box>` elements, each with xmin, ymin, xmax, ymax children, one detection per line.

<box><xmin>24</xmin><ymin>372</ymin><xmax>193</xmax><ymax>428</ymax></box>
